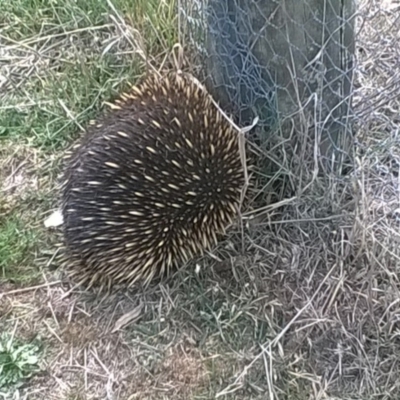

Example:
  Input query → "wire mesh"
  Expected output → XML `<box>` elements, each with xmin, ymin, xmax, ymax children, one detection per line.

<box><xmin>179</xmin><ymin>0</ymin><xmax>359</xmax><ymax>174</ymax></box>
<box><xmin>178</xmin><ymin>2</ymin><xmax>400</xmax><ymax>396</ymax></box>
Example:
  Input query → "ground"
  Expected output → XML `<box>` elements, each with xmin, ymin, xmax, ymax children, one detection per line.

<box><xmin>1</xmin><ymin>0</ymin><xmax>400</xmax><ymax>399</ymax></box>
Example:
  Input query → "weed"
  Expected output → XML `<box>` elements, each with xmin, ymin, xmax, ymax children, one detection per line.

<box><xmin>0</xmin><ymin>332</ymin><xmax>43</xmax><ymax>390</ymax></box>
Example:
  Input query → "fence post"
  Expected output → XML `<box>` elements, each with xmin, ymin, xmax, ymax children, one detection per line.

<box><xmin>204</xmin><ymin>0</ymin><xmax>356</xmax><ymax>172</ymax></box>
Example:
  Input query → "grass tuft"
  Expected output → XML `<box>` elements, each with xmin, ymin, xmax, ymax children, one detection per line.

<box><xmin>0</xmin><ymin>216</ymin><xmax>42</xmax><ymax>284</ymax></box>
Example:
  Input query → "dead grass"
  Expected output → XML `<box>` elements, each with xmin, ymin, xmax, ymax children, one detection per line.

<box><xmin>0</xmin><ymin>142</ymin><xmax>41</xmax><ymax>215</ymax></box>
<box><xmin>1</xmin><ymin>0</ymin><xmax>400</xmax><ymax>399</ymax></box>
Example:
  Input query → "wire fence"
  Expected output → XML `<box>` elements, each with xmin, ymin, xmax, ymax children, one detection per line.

<box><xmin>178</xmin><ymin>0</ymin><xmax>400</xmax><ymax>179</ymax></box>
<box><xmin>177</xmin><ymin>2</ymin><xmax>400</xmax><ymax>396</ymax></box>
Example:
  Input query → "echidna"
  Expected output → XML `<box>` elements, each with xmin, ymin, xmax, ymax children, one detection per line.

<box><xmin>60</xmin><ymin>72</ymin><xmax>247</xmax><ymax>290</ymax></box>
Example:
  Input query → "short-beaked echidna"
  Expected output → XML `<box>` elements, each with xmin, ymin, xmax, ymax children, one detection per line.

<box><xmin>60</xmin><ymin>72</ymin><xmax>247</xmax><ymax>289</ymax></box>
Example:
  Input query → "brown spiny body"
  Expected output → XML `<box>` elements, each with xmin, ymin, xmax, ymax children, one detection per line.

<box><xmin>60</xmin><ymin>72</ymin><xmax>246</xmax><ymax>289</ymax></box>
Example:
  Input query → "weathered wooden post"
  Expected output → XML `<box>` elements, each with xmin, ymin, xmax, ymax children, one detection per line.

<box><xmin>203</xmin><ymin>0</ymin><xmax>356</xmax><ymax>172</ymax></box>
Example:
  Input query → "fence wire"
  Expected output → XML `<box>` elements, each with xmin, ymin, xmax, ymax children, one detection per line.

<box><xmin>178</xmin><ymin>2</ymin><xmax>400</xmax><ymax>397</ymax></box>
<box><xmin>178</xmin><ymin>0</ymin><xmax>400</xmax><ymax>175</ymax></box>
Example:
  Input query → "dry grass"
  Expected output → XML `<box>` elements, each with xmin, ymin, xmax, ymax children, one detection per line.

<box><xmin>1</xmin><ymin>0</ymin><xmax>400</xmax><ymax>399</ymax></box>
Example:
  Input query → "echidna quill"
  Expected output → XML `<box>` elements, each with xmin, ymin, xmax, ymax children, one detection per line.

<box><xmin>59</xmin><ymin>72</ymin><xmax>247</xmax><ymax>290</ymax></box>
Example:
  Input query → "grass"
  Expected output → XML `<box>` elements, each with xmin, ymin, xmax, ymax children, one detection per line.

<box><xmin>1</xmin><ymin>0</ymin><xmax>400</xmax><ymax>399</ymax></box>
<box><xmin>0</xmin><ymin>216</ymin><xmax>42</xmax><ymax>284</ymax></box>
<box><xmin>0</xmin><ymin>0</ymin><xmax>177</xmax><ymax>150</ymax></box>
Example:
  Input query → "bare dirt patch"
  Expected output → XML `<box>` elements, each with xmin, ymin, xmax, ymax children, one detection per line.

<box><xmin>0</xmin><ymin>284</ymin><xmax>215</xmax><ymax>399</ymax></box>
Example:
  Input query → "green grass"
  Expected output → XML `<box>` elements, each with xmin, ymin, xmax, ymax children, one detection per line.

<box><xmin>0</xmin><ymin>56</ymin><xmax>140</xmax><ymax>149</ymax></box>
<box><xmin>3</xmin><ymin>0</ymin><xmax>177</xmax><ymax>49</ymax></box>
<box><xmin>1</xmin><ymin>0</ymin><xmax>177</xmax><ymax>150</ymax></box>
<box><xmin>0</xmin><ymin>215</ymin><xmax>43</xmax><ymax>284</ymax></box>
